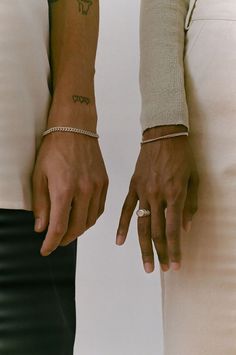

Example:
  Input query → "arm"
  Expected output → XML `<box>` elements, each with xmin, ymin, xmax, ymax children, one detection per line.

<box><xmin>139</xmin><ymin>0</ymin><xmax>190</xmax><ymax>135</ymax></box>
<box><xmin>47</xmin><ymin>0</ymin><xmax>99</xmax><ymax>132</ymax></box>
<box><xmin>32</xmin><ymin>0</ymin><xmax>109</xmax><ymax>256</ymax></box>
<box><xmin>116</xmin><ymin>0</ymin><xmax>199</xmax><ymax>274</ymax></box>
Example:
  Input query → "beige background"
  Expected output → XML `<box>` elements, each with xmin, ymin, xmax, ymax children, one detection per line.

<box><xmin>74</xmin><ymin>0</ymin><xmax>163</xmax><ymax>354</ymax></box>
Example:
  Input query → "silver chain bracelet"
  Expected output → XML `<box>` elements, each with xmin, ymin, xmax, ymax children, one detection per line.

<box><xmin>42</xmin><ymin>126</ymin><xmax>99</xmax><ymax>138</ymax></box>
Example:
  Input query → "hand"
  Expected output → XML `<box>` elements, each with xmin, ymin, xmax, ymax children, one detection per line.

<box><xmin>32</xmin><ymin>132</ymin><xmax>109</xmax><ymax>256</ymax></box>
<box><xmin>116</xmin><ymin>125</ymin><xmax>199</xmax><ymax>273</ymax></box>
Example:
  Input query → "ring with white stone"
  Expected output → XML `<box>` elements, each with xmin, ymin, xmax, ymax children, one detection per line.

<box><xmin>136</xmin><ymin>209</ymin><xmax>151</xmax><ymax>217</ymax></box>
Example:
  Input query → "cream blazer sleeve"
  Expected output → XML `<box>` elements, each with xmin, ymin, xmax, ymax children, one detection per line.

<box><xmin>139</xmin><ymin>0</ymin><xmax>191</xmax><ymax>134</ymax></box>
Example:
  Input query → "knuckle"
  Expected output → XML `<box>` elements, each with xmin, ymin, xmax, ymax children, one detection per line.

<box><xmin>77</xmin><ymin>229</ymin><xmax>86</xmax><ymax>237</ymax></box>
<box><xmin>69</xmin><ymin>225</ymin><xmax>85</xmax><ymax>236</ymax></box>
<box><xmin>167</xmin><ymin>220</ymin><xmax>179</xmax><ymax>233</ymax></box>
<box><xmin>104</xmin><ymin>174</ymin><xmax>109</xmax><ymax>187</ymax></box>
<box><xmin>54</xmin><ymin>223</ymin><xmax>66</xmax><ymax>236</ymax></box>
<box><xmin>141</xmin><ymin>249</ymin><xmax>154</xmax><ymax>258</ymax></box>
<box><xmin>97</xmin><ymin>208</ymin><xmax>105</xmax><ymax>219</ymax></box>
<box><xmin>152</xmin><ymin>236</ymin><xmax>169</xmax><ymax>262</ymax></box>
<box><xmin>167</xmin><ymin>238</ymin><xmax>181</xmax><ymax>257</ymax></box>
<box><xmin>146</xmin><ymin>185</ymin><xmax>159</xmax><ymax>198</ymax></box>
<box><xmin>63</xmin><ymin>234</ymin><xmax>79</xmax><ymax>244</ymax></box>
<box><xmin>78</xmin><ymin>178</ymin><xmax>93</xmax><ymax>194</ymax></box>
<box><xmin>93</xmin><ymin>176</ymin><xmax>106</xmax><ymax>189</ymax></box>
<box><xmin>166</xmin><ymin>187</ymin><xmax>182</xmax><ymax>202</ymax></box>
<box><xmin>65</xmin><ymin>231</ymin><xmax>77</xmax><ymax>240</ymax></box>
<box><xmin>55</xmin><ymin>185</ymin><xmax>73</xmax><ymax>199</ymax></box>
<box><xmin>87</xmin><ymin>218</ymin><xmax>97</xmax><ymax>228</ymax></box>
<box><xmin>166</xmin><ymin>180</ymin><xmax>185</xmax><ymax>201</ymax></box>
<box><xmin>166</xmin><ymin>226</ymin><xmax>180</xmax><ymax>243</ymax></box>
<box><xmin>151</xmin><ymin>233</ymin><xmax>163</xmax><ymax>243</ymax></box>
<box><xmin>76</xmin><ymin>228</ymin><xmax>85</xmax><ymax>236</ymax></box>
<box><xmin>92</xmin><ymin>180</ymin><xmax>101</xmax><ymax>190</ymax></box>
<box><xmin>167</xmin><ymin>230</ymin><xmax>178</xmax><ymax>242</ymax></box>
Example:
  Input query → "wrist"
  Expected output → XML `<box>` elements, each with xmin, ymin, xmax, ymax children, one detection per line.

<box><xmin>142</xmin><ymin>124</ymin><xmax>188</xmax><ymax>140</ymax></box>
<box><xmin>46</xmin><ymin>102</ymin><xmax>98</xmax><ymax>132</ymax></box>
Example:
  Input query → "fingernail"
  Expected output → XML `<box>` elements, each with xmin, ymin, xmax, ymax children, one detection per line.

<box><xmin>40</xmin><ymin>250</ymin><xmax>51</xmax><ymax>257</ymax></box>
<box><xmin>116</xmin><ymin>235</ymin><xmax>124</xmax><ymax>245</ymax></box>
<box><xmin>185</xmin><ymin>220</ymin><xmax>192</xmax><ymax>233</ymax></box>
<box><xmin>171</xmin><ymin>262</ymin><xmax>181</xmax><ymax>271</ymax></box>
<box><xmin>161</xmin><ymin>264</ymin><xmax>169</xmax><ymax>272</ymax></box>
<box><xmin>144</xmin><ymin>262</ymin><xmax>154</xmax><ymax>273</ymax></box>
<box><xmin>34</xmin><ymin>218</ymin><xmax>42</xmax><ymax>232</ymax></box>
<box><xmin>40</xmin><ymin>243</ymin><xmax>53</xmax><ymax>256</ymax></box>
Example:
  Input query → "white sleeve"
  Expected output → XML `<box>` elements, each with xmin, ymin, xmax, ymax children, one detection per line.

<box><xmin>139</xmin><ymin>0</ymin><xmax>190</xmax><ymax>133</ymax></box>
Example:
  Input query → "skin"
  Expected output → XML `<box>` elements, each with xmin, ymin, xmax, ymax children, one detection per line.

<box><xmin>116</xmin><ymin>124</ymin><xmax>200</xmax><ymax>273</ymax></box>
<box><xmin>32</xmin><ymin>0</ymin><xmax>109</xmax><ymax>256</ymax></box>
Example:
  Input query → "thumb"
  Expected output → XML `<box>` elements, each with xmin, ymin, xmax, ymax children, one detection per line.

<box><xmin>182</xmin><ymin>172</ymin><xmax>199</xmax><ymax>232</ymax></box>
<box><xmin>32</xmin><ymin>172</ymin><xmax>50</xmax><ymax>233</ymax></box>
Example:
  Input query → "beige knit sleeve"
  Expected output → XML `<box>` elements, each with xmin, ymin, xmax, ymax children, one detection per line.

<box><xmin>139</xmin><ymin>0</ymin><xmax>190</xmax><ymax>134</ymax></box>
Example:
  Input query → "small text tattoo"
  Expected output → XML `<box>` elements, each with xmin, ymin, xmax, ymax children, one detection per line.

<box><xmin>72</xmin><ymin>95</ymin><xmax>90</xmax><ymax>105</ymax></box>
<box><xmin>77</xmin><ymin>0</ymin><xmax>93</xmax><ymax>15</ymax></box>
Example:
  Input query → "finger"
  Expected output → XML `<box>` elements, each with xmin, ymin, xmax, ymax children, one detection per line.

<box><xmin>182</xmin><ymin>172</ymin><xmax>199</xmax><ymax>232</ymax></box>
<box><xmin>97</xmin><ymin>182</ymin><xmax>109</xmax><ymax>218</ymax></box>
<box><xmin>40</xmin><ymin>191</ymin><xmax>73</xmax><ymax>256</ymax></box>
<box><xmin>86</xmin><ymin>189</ymin><xmax>102</xmax><ymax>229</ymax></box>
<box><xmin>116</xmin><ymin>188</ymin><xmax>138</xmax><ymax>246</ymax></box>
<box><xmin>150</xmin><ymin>201</ymin><xmax>169</xmax><ymax>272</ymax></box>
<box><xmin>165</xmin><ymin>202</ymin><xmax>183</xmax><ymax>271</ymax></box>
<box><xmin>32</xmin><ymin>171</ymin><xmax>50</xmax><ymax>233</ymax></box>
<box><xmin>137</xmin><ymin>200</ymin><xmax>154</xmax><ymax>273</ymax></box>
<box><xmin>59</xmin><ymin>194</ymin><xmax>90</xmax><ymax>246</ymax></box>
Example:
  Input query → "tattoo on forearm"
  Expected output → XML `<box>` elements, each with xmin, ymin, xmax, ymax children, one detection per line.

<box><xmin>72</xmin><ymin>95</ymin><xmax>90</xmax><ymax>105</ymax></box>
<box><xmin>77</xmin><ymin>0</ymin><xmax>93</xmax><ymax>15</ymax></box>
<box><xmin>48</xmin><ymin>0</ymin><xmax>93</xmax><ymax>14</ymax></box>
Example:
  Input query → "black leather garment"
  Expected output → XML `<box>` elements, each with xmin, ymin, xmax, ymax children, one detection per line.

<box><xmin>0</xmin><ymin>208</ymin><xmax>77</xmax><ymax>355</ymax></box>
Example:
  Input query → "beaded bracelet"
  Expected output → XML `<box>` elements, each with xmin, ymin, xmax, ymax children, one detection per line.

<box><xmin>42</xmin><ymin>126</ymin><xmax>99</xmax><ymax>138</ymax></box>
<box><xmin>141</xmin><ymin>131</ymin><xmax>189</xmax><ymax>145</ymax></box>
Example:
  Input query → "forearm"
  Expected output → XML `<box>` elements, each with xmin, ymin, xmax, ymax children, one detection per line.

<box><xmin>140</xmin><ymin>0</ymin><xmax>190</xmax><ymax>135</ymax></box>
<box><xmin>47</xmin><ymin>0</ymin><xmax>99</xmax><ymax>131</ymax></box>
